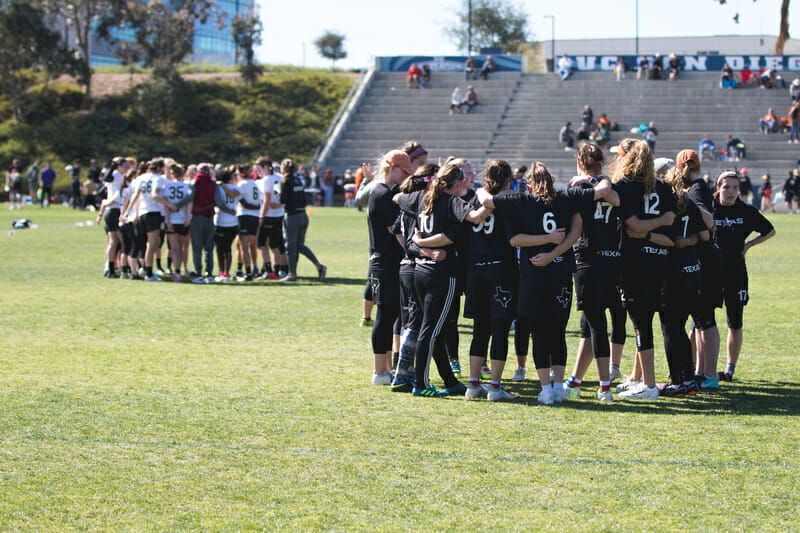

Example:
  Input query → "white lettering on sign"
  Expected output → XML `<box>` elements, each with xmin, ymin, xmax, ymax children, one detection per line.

<box><xmin>726</xmin><ymin>56</ymin><xmax>744</xmax><ymax>70</ymax></box>
<box><xmin>765</xmin><ymin>56</ymin><xmax>783</xmax><ymax>70</ymax></box>
<box><xmin>684</xmin><ymin>56</ymin><xmax>707</xmax><ymax>71</ymax></box>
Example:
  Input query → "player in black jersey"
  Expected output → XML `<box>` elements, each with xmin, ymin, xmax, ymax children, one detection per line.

<box><xmin>423</xmin><ymin>160</ymin><xmax>519</xmax><ymax>400</ymax></box>
<box><xmin>562</xmin><ymin>144</ymin><xmax>624</xmax><ymax>402</ymax></box>
<box><xmin>396</xmin><ymin>161</ymin><xmax>492</xmax><ymax>397</ymax></box>
<box><xmin>658</xmin><ymin>165</ymin><xmax>713</xmax><ymax>397</ymax></box>
<box><xmin>367</xmin><ymin>150</ymin><xmax>416</xmax><ymax>386</ymax></box>
<box><xmin>389</xmin><ymin>163</ymin><xmax>440</xmax><ymax>392</ymax></box>
<box><xmin>675</xmin><ymin>150</ymin><xmax>722</xmax><ymax>389</ymax></box>
<box><xmin>713</xmin><ymin>171</ymin><xmax>775</xmax><ymax>382</ymax></box>
<box><xmin>479</xmin><ymin>161</ymin><xmax>611</xmax><ymax>405</ymax></box>
<box><xmin>611</xmin><ymin>139</ymin><xmax>677</xmax><ymax>401</ymax></box>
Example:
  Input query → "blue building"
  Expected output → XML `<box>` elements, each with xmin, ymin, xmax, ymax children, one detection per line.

<box><xmin>86</xmin><ymin>0</ymin><xmax>255</xmax><ymax>67</ymax></box>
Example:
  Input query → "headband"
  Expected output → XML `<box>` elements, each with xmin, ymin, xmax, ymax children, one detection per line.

<box><xmin>413</xmin><ymin>174</ymin><xmax>435</xmax><ymax>185</ymax></box>
<box><xmin>716</xmin><ymin>170</ymin><xmax>739</xmax><ymax>188</ymax></box>
<box><xmin>409</xmin><ymin>146</ymin><xmax>428</xmax><ymax>159</ymax></box>
<box><xmin>445</xmin><ymin>168</ymin><xmax>464</xmax><ymax>186</ymax></box>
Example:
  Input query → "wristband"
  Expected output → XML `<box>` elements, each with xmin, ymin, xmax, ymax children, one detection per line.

<box><xmin>645</xmin><ymin>231</ymin><xmax>652</xmax><ymax>240</ymax></box>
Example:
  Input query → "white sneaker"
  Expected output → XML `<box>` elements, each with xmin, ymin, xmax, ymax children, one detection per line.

<box><xmin>553</xmin><ymin>386</ymin><xmax>568</xmax><ymax>403</ymax></box>
<box><xmin>610</xmin><ymin>366</ymin><xmax>623</xmax><ymax>381</ymax></box>
<box><xmin>565</xmin><ymin>385</ymin><xmax>581</xmax><ymax>400</ymax></box>
<box><xmin>144</xmin><ymin>275</ymin><xmax>161</xmax><ymax>282</ymax></box>
<box><xmin>619</xmin><ymin>382</ymin><xmax>659</xmax><ymax>400</ymax></box>
<box><xmin>466</xmin><ymin>383</ymin><xmax>487</xmax><ymax>399</ymax></box>
<box><xmin>538</xmin><ymin>388</ymin><xmax>555</xmax><ymax>405</ymax></box>
<box><xmin>597</xmin><ymin>389</ymin><xmax>614</xmax><ymax>402</ymax></box>
<box><xmin>488</xmin><ymin>387</ymin><xmax>517</xmax><ymax>401</ymax></box>
<box><xmin>512</xmin><ymin>368</ymin><xmax>526</xmax><ymax>382</ymax></box>
<box><xmin>372</xmin><ymin>371</ymin><xmax>392</xmax><ymax>386</ymax></box>
<box><xmin>616</xmin><ymin>378</ymin><xmax>641</xmax><ymax>393</ymax></box>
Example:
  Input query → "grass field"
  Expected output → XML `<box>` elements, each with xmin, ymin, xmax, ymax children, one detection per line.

<box><xmin>1</xmin><ymin>205</ymin><xmax>799</xmax><ymax>530</ymax></box>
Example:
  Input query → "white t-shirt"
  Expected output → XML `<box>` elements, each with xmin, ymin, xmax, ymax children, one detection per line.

<box><xmin>214</xmin><ymin>184</ymin><xmax>239</xmax><ymax>228</ymax></box>
<box><xmin>120</xmin><ymin>187</ymin><xmax>131</xmax><ymax>220</ymax></box>
<box><xmin>258</xmin><ymin>173</ymin><xmax>284</xmax><ymax>217</ymax></box>
<box><xmin>163</xmin><ymin>179</ymin><xmax>191</xmax><ymax>225</ymax></box>
<box><xmin>236</xmin><ymin>179</ymin><xmax>262</xmax><ymax>217</ymax></box>
<box><xmin>106</xmin><ymin>170</ymin><xmax>124</xmax><ymax>210</ymax></box>
<box><xmin>137</xmin><ymin>172</ymin><xmax>165</xmax><ymax>215</ymax></box>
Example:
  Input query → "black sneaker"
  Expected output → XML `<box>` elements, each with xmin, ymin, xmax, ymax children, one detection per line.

<box><xmin>717</xmin><ymin>371</ymin><xmax>734</xmax><ymax>382</ymax></box>
<box><xmin>391</xmin><ymin>377</ymin><xmax>413</xmax><ymax>393</ymax></box>
<box><xmin>660</xmin><ymin>383</ymin><xmax>687</xmax><ymax>398</ymax></box>
<box><xmin>686</xmin><ymin>381</ymin><xmax>700</xmax><ymax>396</ymax></box>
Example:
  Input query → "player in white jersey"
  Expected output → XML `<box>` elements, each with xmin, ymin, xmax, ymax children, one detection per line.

<box><xmin>235</xmin><ymin>166</ymin><xmax>262</xmax><ymax>281</ymax></box>
<box><xmin>255</xmin><ymin>157</ymin><xmax>288</xmax><ymax>279</ymax></box>
<box><xmin>121</xmin><ymin>158</ymin><xmax>175</xmax><ymax>281</ymax></box>
<box><xmin>96</xmin><ymin>157</ymin><xmax>135</xmax><ymax>277</ymax></box>
<box><xmin>213</xmin><ymin>169</ymin><xmax>240</xmax><ymax>282</ymax></box>
<box><xmin>163</xmin><ymin>163</ymin><xmax>194</xmax><ymax>281</ymax></box>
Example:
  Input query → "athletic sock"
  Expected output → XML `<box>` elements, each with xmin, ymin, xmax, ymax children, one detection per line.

<box><xmin>245</xmin><ymin>265</ymin><xmax>252</xmax><ymax>275</ymax></box>
<box><xmin>600</xmin><ymin>380</ymin><xmax>611</xmax><ymax>392</ymax></box>
<box><xmin>167</xmin><ymin>257</ymin><xmax>173</xmax><ymax>270</ymax></box>
<box><xmin>156</xmin><ymin>259</ymin><xmax>163</xmax><ymax>271</ymax></box>
<box><xmin>108</xmin><ymin>261</ymin><xmax>115</xmax><ymax>273</ymax></box>
<box><xmin>263</xmin><ymin>262</ymin><xmax>271</xmax><ymax>274</ymax></box>
<box><xmin>553</xmin><ymin>381</ymin><xmax>564</xmax><ymax>392</ymax></box>
<box><xmin>490</xmin><ymin>380</ymin><xmax>500</xmax><ymax>389</ymax></box>
<box><xmin>237</xmin><ymin>262</ymin><xmax>243</xmax><ymax>272</ymax></box>
<box><xmin>566</xmin><ymin>375</ymin><xmax>581</xmax><ymax>388</ymax></box>
<box><xmin>725</xmin><ymin>363</ymin><xmax>736</xmax><ymax>376</ymax></box>
<box><xmin>470</xmin><ymin>378</ymin><xmax>480</xmax><ymax>387</ymax></box>
<box><xmin>145</xmin><ymin>266</ymin><xmax>153</xmax><ymax>277</ymax></box>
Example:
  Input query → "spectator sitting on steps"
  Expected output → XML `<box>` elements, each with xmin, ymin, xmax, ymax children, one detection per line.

<box><xmin>720</xmin><ymin>62</ymin><xmax>736</xmax><ymax>89</ymax></box>
<box><xmin>615</xmin><ymin>56</ymin><xmax>627</xmax><ymax>82</ymax></box>
<box><xmin>558</xmin><ymin>54</ymin><xmax>574</xmax><ymax>80</ymax></box>
<box><xmin>699</xmin><ymin>134</ymin><xmax>716</xmax><ymax>160</ymax></box>
<box><xmin>407</xmin><ymin>63</ymin><xmax>422</xmax><ymax>88</ymax></box>
<box><xmin>581</xmin><ymin>104</ymin><xmax>593</xmax><ymax>128</ymax></box>
<box><xmin>421</xmin><ymin>64</ymin><xmax>431</xmax><ymax>86</ymax></box>
<box><xmin>667</xmin><ymin>53</ymin><xmax>680</xmax><ymax>81</ymax></box>
<box><xmin>449</xmin><ymin>87</ymin><xmax>463</xmax><ymax>114</ymax></box>
<box><xmin>478</xmin><ymin>56</ymin><xmax>496</xmax><ymax>80</ymax></box>
<box><xmin>726</xmin><ymin>135</ymin><xmax>746</xmax><ymax>160</ymax></box>
<box><xmin>637</xmin><ymin>55</ymin><xmax>649</xmax><ymax>80</ymax></box>
<box><xmin>649</xmin><ymin>54</ymin><xmax>663</xmax><ymax>80</ymax></box>
<box><xmin>559</xmin><ymin>121</ymin><xmax>576</xmax><ymax>151</ymax></box>
<box><xmin>760</xmin><ymin>108</ymin><xmax>778</xmax><ymax>133</ymax></box>
<box><xmin>465</xmin><ymin>56</ymin><xmax>477</xmax><ymax>80</ymax></box>
<box><xmin>461</xmin><ymin>86</ymin><xmax>479</xmax><ymax>113</ymax></box>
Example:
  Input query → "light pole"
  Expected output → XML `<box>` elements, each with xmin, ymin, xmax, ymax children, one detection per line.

<box><xmin>635</xmin><ymin>0</ymin><xmax>639</xmax><ymax>56</ymax></box>
<box><xmin>544</xmin><ymin>15</ymin><xmax>555</xmax><ymax>71</ymax></box>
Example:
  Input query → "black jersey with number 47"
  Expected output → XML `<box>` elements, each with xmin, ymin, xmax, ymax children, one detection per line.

<box><xmin>574</xmin><ymin>180</ymin><xmax>621</xmax><ymax>266</ymax></box>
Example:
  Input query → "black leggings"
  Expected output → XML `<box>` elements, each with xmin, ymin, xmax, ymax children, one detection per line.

<box><xmin>627</xmin><ymin>304</ymin><xmax>656</xmax><ymax>352</ymax></box>
<box><xmin>514</xmin><ymin>318</ymin><xmax>531</xmax><ymax>357</ymax></box>
<box><xmin>373</xmin><ymin>303</ymin><xmax>399</xmax><ymax>354</ymax></box>
<box><xmin>120</xmin><ymin>223</ymin><xmax>135</xmax><ymax>256</ymax></box>
<box><xmin>214</xmin><ymin>226</ymin><xmax>237</xmax><ymax>275</ymax></box>
<box><xmin>414</xmin><ymin>271</ymin><xmax>459</xmax><ymax>389</ymax></box>
<box><xmin>470</xmin><ymin>318</ymin><xmax>512</xmax><ymax>361</ymax></box>
<box><xmin>521</xmin><ymin>317</ymin><xmax>569</xmax><ymax>369</ymax></box>
<box><xmin>445</xmin><ymin>294</ymin><xmax>461</xmax><ymax>362</ymax></box>
<box><xmin>661</xmin><ymin>307</ymin><xmax>692</xmax><ymax>385</ymax></box>
<box><xmin>579</xmin><ymin>302</ymin><xmax>627</xmax><ymax>359</ymax></box>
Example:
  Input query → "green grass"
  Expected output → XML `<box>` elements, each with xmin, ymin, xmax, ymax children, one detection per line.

<box><xmin>1</xmin><ymin>206</ymin><xmax>799</xmax><ymax>530</ymax></box>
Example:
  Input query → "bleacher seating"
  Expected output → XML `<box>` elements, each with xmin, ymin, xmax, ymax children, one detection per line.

<box><xmin>321</xmin><ymin>70</ymin><xmax>799</xmax><ymax>185</ymax></box>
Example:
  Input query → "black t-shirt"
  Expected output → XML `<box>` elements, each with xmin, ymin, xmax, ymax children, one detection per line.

<box><xmin>368</xmin><ymin>182</ymin><xmax>402</xmax><ymax>264</ymax></box>
<box><xmin>493</xmin><ymin>188</ymin><xmax>593</xmax><ymax>276</ymax></box>
<box><xmin>616</xmin><ymin>178</ymin><xmax>676</xmax><ymax>266</ymax></box>
<box><xmin>466</xmin><ymin>195</ymin><xmax>515</xmax><ymax>265</ymax></box>
<box><xmin>397</xmin><ymin>189</ymin><xmax>473</xmax><ymax>275</ymax></box>
<box><xmin>573</xmin><ymin>179</ymin><xmax>621</xmax><ymax>266</ymax></box>
<box><xmin>713</xmin><ymin>199</ymin><xmax>774</xmax><ymax>268</ymax></box>
<box><xmin>783</xmin><ymin>176</ymin><xmax>799</xmax><ymax>197</ymax></box>
<box><xmin>392</xmin><ymin>210</ymin><xmax>419</xmax><ymax>262</ymax></box>
<box><xmin>671</xmin><ymin>198</ymin><xmax>707</xmax><ymax>274</ymax></box>
<box><xmin>687</xmin><ymin>178</ymin><xmax>714</xmax><ymax>213</ymax></box>
<box><xmin>279</xmin><ymin>174</ymin><xmax>307</xmax><ymax>215</ymax></box>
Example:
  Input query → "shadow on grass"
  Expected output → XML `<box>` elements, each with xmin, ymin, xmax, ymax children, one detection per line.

<box><xmin>156</xmin><ymin>276</ymin><xmax>367</xmax><ymax>287</ymax></box>
<box><xmin>490</xmin><ymin>378</ymin><xmax>800</xmax><ymax>416</ymax></box>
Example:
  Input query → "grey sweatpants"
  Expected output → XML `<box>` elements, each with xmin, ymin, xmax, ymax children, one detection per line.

<box><xmin>283</xmin><ymin>211</ymin><xmax>319</xmax><ymax>275</ymax></box>
<box><xmin>191</xmin><ymin>215</ymin><xmax>215</xmax><ymax>275</ymax></box>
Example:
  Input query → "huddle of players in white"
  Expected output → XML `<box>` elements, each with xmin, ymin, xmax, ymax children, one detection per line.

<box><xmin>365</xmin><ymin>140</ymin><xmax>775</xmax><ymax>403</ymax></box>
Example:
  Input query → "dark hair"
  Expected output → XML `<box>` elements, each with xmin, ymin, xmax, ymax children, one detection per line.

<box><xmin>525</xmin><ymin>161</ymin><xmax>556</xmax><ymax>204</ymax></box>
<box><xmin>280</xmin><ymin>158</ymin><xmax>296</xmax><ymax>184</ymax></box>
<box><xmin>169</xmin><ymin>163</ymin><xmax>185</xmax><ymax>179</ymax></box>
<box><xmin>217</xmin><ymin>169</ymin><xmax>233</xmax><ymax>184</ymax></box>
<box><xmin>481</xmin><ymin>159</ymin><xmax>512</xmax><ymax>195</ymax></box>
<box><xmin>148</xmin><ymin>158</ymin><xmax>165</xmax><ymax>173</ymax></box>
<box><xmin>577</xmin><ymin>143</ymin><xmax>603</xmax><ymax>174</ymax></box>
<box><xmin>399</xmin><ymin>163</ymin><xmax>439</xmax><ymax>193</ymax></box>
<box><xmin>423</xmin><ymin>162</ymin><xmax>462</xmax><ymax>215</ymax></box>
<box><xmin>256</xmin><ymin>156</ymin><xmax>273</xmax><ymax>169</ymax></box>
<box><xmin>401</xmin><ymin>140</ymin><xmax>427</xmax><ymax>164</ymax></box>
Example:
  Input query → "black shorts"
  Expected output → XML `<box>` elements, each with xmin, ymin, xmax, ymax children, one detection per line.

<box><xmin>10</xmin><ymin>181</ymin><xmax>22</xmax><ymax>194</ymax></box>
<box><xmin>368</xmin><ymin>262</ymin><xmax>400</xmax><ymax>307</ymax></box>
<box><xmin>574</xmin><ymin>262</ymin><xmax>621</xmax><ymax>313</ymax></box>
<box><xmin>399</xmin><ymin>263</ymin><xmax>421</xmax><ymax>331</ymax></box>
<box><xmin>168</xmin><ymin>223</ymin><xmax>189</xmax><ymax>236</ymax></box>
<box><xmin>238</xmin><ymin>215</ymin><xmax>259</xmax><ymax>236</ymax></box>
<box><xmin>722</xmin><ymin>267</ymin><xmax>749</xmax><ymax>329</ymax></box>
<box><xmin>518</xmin><ymin>269</ymin><xmax>573</xmax><ymax>321</ymax></box>
<box><xmin>104</xmin><ymin>208</ymin><xmax>120</xmax><ymax>233</ymax></box>
<box><xmin>257</xmin><ymin>216</ymin><xmax>286</xmax><ymax>252</ymax></box>
<box><xmin>464</xmin><ymin>262</ymin><xmax>517</xmax><ymax>321</ymax></box>
<box><xmin>142</xmin><ymin>211</ymin><xmax>162</xmax><ymax>233</ymax></box>
<box><xmin>215</xmin><ymin>225</ymin><xmax>239</xmax><ymax>241</ymax></box>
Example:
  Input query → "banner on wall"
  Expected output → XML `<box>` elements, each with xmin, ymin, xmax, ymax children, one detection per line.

<box><xmin>567</xmin><ymin>55</ymin><xmax>800</xmax><ymax>72</ymax></box>
<box><xmin>378</xmin><ymin>56</ymin><xmax>522</xmax><ymax>72</ymax></box>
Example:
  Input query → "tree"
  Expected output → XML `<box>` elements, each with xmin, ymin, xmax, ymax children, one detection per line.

<box><xmin>716</xmin><ymin>0</ymin><xmax>791</xmax><ymax>54</ymax></box>
<box><xmin>314</xmin><ymin>31</ymin><xmax>347</xmax><ymax>70</ymax></box>
<box><xmin>0</xmin><ymin>1</ymin><xmax>81</xmax><ymax>121</ymax></box>
<box><xmin>97</xmin><ymin>0</ymin><xmax>220</xmax><ymax>79</ymax></box>
<box><xmin>231</xmin><ymin>11</ymin><xmax>263</xmax><ymax>86</ymax></box>
<box><xmin>448</xmin><ymin>0</ymin><xmax>530</xmax><ymax>54</ymax></box>
<box><xmin>33</xmin><ymin>0</ymin><xmax>124</xmax><ymax>109</ymax></box>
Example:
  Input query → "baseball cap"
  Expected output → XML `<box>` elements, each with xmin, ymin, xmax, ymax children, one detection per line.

<box><xmin>676</xmin><ymin>149</ymin><xmax>700</xmax><ymax>169</ymax></box>
<box><xmin>384</xmin><ymin>150</ymin><xmax>415</xmax><ymax>175</ymax></box>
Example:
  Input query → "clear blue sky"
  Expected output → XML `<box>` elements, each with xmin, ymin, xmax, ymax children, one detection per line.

<box><xmin>255</xmin><ymin>0</ymin><xmax>792</xmax><ymax>69</ymax></box>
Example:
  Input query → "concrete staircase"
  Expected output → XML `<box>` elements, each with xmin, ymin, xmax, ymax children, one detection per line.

<box><xmin>321</xmin><ymin>70</ymin><xmax>800</xmax><ymax>184</ymax></box>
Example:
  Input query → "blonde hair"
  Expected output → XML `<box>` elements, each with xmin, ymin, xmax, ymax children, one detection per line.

<box><xmin>611</xmin><ymin>138</ymin><xmax>655</xmax><ymax>194</ymax></box>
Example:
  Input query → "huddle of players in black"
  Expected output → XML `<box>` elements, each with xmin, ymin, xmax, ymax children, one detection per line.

<box><xmin>367</xmin><ymin>139</ymin><xmax>775</xmax><ymax>402</ymax></box>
